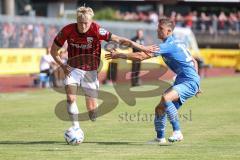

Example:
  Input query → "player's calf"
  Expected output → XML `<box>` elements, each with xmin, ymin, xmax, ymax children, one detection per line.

<box><xmin>88</xmin><ymin>108</ymin><xmax>98</xmax><ymax>121</ymax></box>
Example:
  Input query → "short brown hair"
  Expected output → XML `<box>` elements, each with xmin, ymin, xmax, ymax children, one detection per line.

<box><xmin>158</xmin><ymin>18</ymin><xmax>175</xmax><ymax>31</ymax></box>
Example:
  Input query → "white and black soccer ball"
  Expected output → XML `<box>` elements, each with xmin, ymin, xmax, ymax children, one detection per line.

<box><xmin>64</xmin><ymin>127</ymin><xmax>84</xmax><ymax>145</ymax></box>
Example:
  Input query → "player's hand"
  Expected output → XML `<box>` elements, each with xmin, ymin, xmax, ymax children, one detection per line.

<box><xmin>141</xmin><ymin>45</ymin><xmax>159</xmax><ymax>53</ymax></box>
<box><xmin>105</xmin><ymin>50</ymin><xmax>120</xmax><ymax>60</ymax></box>
<box><xmin>195</xmin><ymin>88</ymin><xmax>202</xmax><ymax>98</ymax></box>
<box><xmin>61</xmin><ymin>64</ymin><xmax>72</xmax><ymax>77</ymax></box>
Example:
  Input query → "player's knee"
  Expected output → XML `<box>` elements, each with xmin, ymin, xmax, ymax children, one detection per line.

<box><xmin>162</xmin><ymin>94</ymin><xmax>171</xmax><ymax>103</ymax></box>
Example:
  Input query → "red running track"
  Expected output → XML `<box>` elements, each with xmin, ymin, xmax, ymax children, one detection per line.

<box><xmin>0</xmin><ymin>67</ymin><xmax>238</xmax><ymax>93</ymax></box>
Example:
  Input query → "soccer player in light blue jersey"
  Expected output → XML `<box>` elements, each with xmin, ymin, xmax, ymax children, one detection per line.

<box><xmin>106</xmin><ymin>18</ymin><xmax>201</xmax><ymax>144</ymax></box>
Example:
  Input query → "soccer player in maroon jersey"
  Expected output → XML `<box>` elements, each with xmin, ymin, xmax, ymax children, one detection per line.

<box><xmin>51</xmin><ymin>6</ymin><xmax>157</xmax><ymax>131</ymax></box>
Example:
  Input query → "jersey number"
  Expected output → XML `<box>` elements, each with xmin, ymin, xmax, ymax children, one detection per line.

<box><xmin>178</xmin><ymin>44</ymin><xmax>193</xmax><ymax>66</ymax></box>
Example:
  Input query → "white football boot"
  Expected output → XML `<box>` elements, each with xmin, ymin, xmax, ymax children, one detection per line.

<box><xmin>168</xmin><ymin>130</ymin><xmax>184</xmax><ymax>143</ymax></box>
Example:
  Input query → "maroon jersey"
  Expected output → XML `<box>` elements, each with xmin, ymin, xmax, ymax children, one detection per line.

<box><xmin>54</xmin><ymin>22</ymin><xmax>112</xmax><ymax>71</ymax></box>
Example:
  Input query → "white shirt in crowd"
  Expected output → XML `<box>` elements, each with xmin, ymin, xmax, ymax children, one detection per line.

<box><xmin>40</xmin><ymin>54</ymin><xmax>55</xmax><ymax>71</ymax></box>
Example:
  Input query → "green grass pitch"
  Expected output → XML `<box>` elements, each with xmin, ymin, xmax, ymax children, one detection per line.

<box><xmin>0</xmin><ymin>76</ymin><xmax>240</xmax><ymax>160</ymax></box>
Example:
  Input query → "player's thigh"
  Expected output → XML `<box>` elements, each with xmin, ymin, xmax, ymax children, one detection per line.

<box><xmin>64</xmin><ymin>68</ymin><xmax>83</xmax><ymax>86</ymax></box>
<box><xmin>161</xmin><ymin>88</ymin><xmax>180</xmax><ymax>103</ymax></box>
<box><xmin>81</xmin><ymin>71</ymin><xmax>99</xmax><ymax>98</ymax></box>
<box><xmin>64</xmin><ymin>68</ymin><xmax>85</xmax><ymax>102</ymax></box>
<box><xmin>155</xmin><ymin>86</ymin><xmax>183</xmax><ymax>113</ymax></box>
<box><xmin>172</xmin><ymin>81</ymin><xmax>199</xmax><ymax>104</ymax></box>
<box><xmin>81</xmin><ymin>71</ymin><xmax>99</xmax><ymax>110</ymax></box>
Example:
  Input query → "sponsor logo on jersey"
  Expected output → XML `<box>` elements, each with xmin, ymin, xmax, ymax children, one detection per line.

<box><xmin>99</xmin><ymin>28</ymin><xmax>107</xmax><ymax>36</ymax></box>
<box><xmin>87</xmin><ymin>37</ymin><xmax>93</xmax><ymax>43</ymax></box>
<box><xmin>69</xmin><ymin>43</ymin><xmax>92</xmax><ymax>49</ymax></box>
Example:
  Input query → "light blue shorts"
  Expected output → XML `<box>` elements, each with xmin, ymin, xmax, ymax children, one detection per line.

<box><xmin>172</xmin><ymin>80</ymin><xmax>199</xmax><ymax>108</ymax></box>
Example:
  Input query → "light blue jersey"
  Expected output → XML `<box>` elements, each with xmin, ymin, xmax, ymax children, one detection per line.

<box><xmin>154</xmin><ymin>35</ymin><xmax>200</xmax><ymax>105</ymax></box>
<box><xmin>154</xmin><ymin>35</ymin><xmax>200</xmax><ymax>83</ymax></box>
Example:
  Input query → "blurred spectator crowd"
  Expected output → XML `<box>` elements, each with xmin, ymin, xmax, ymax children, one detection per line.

<box><xmin>0</xmin><ymin>22</ymin><xmax>60</xmax><ymax>48</ymax></box>
<box><xmin>0</xmin><ymin>10</ymin><xmax>239</xmax><ymax>48</ymax></box>
<box><xmin>117</xmin><ymin>10</ymin><xmax>240</xmax><ymax>34</ymax></box>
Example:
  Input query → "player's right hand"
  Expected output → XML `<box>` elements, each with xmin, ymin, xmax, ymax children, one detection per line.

<box><xmin>61</xmin><ymin>64</ymin><xmax>72</xmax><ymax>78</ymax></box>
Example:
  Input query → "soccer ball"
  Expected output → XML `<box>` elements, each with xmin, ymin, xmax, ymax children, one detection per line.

<box><xmin>64</xmin><ymin>127</ymin><xmax>84</xmax><ymax>145</ymax></box>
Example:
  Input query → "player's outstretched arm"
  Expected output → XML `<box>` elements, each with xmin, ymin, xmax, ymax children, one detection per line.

<box><xmin>105</xmin><ymin>50</ymin><xmax>153</xmax><ymax>61</ymax></box>
<box><xmin>110</xmin><ymin>34</ymin><xmax>159</xmax><ymax>53</ymax></box>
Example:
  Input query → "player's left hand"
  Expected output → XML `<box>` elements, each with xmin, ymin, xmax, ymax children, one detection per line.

<box><xmin>141</xmin><ymin>45</ymin><xmax>159</xmax><ymax>53</ymax></box>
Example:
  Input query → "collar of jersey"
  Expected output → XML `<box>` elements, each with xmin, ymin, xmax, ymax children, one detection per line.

<box><xmin>163</xmin><ymin>35</ymin><xmax>173</xmax><ymax>43</ymax></box>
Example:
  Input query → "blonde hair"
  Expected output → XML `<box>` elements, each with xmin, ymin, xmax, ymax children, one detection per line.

<box><xmin>76</xmin><ymin>6</ymin><xmax>94</xmax><ymax>20</ymax></box>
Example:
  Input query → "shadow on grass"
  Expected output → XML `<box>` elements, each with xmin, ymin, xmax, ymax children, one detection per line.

<box><xmin>83</xmin><ymin>141</ymin><xmax>172</xmax><ymax>146</ymax></box>
<box><xmin>0</xmin><ymin>141</ymin><xmax>64</xmax><ymax>145</ymax></box>
<box><xmin>84</xmin><ymin>141</ymin><xmax>135</xmax><ymax>145</ymax></box>
<box><xmin>0</xmin><ymin>140</ymin><xmax>173</xmax><ymax>146</ymax></box>
<box><xmin>0</xmin><ymin>141</ymin><xmax>134</xmax><ymax>145</ymax></box>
